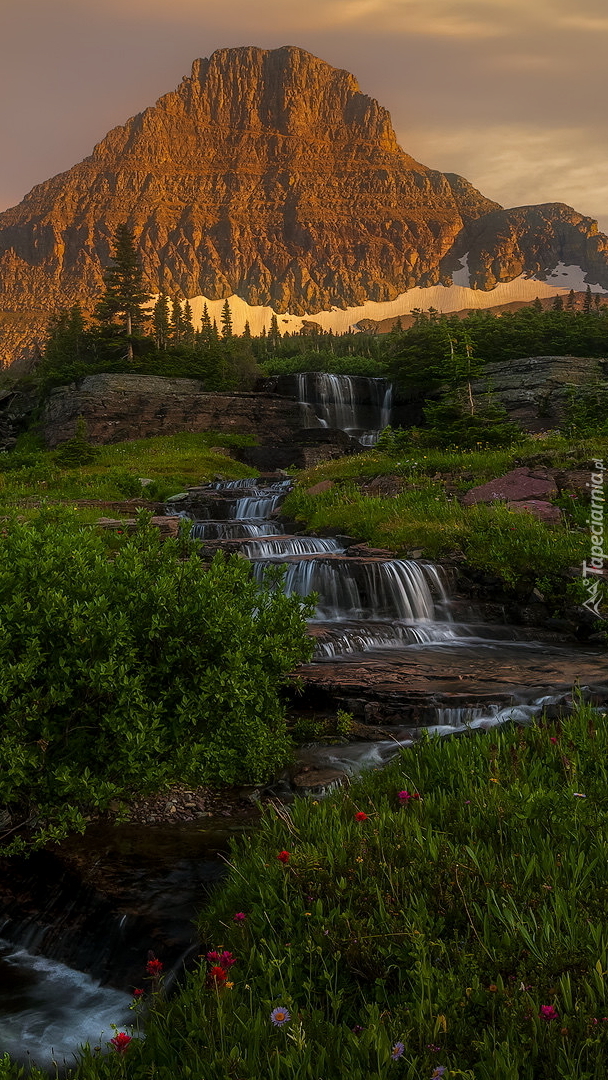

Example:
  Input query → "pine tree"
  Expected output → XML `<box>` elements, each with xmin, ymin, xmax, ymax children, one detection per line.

<box><xmin>94</xmin><ymin>224</ymin><xmax>150</xmax><ymax>360</ymax></box>
<box><xmin>583</xmin><ymin>285</ymin><xmax>593</xmax><ymax>314</ymax></box>
<box><xmin>220</xmin><ymin>300</ymin><xmax>233</xmax><ymax>339</ymax></box>
<box><xmin>552</xmin><ymin>294</ymin><xmax>564</xmax><ymax>312</ymax></box>
<box><xmin>242</xmin><ymin>319</ymin><xmax>251</xmax><ymax>341</ymax></box>
<box><xmin>269</xmin><ymin>313</ymin><xmax>280</xmax><ymax>349</ymax></box>
<box><xmin>567</xmin><ymin>289</ymin><xmax>576</xmax><ymax>310</ymax></box>
<box><xmin>43</xmin><ymin>305</ymin><xmax>87</xmax><ymax>374</ymax></box>
<box><xmin>200</xmin><ymin>303</ymin><xmax>213</xmax><ymax>345</ymax></box>
<box><xmin>170</xmin><ymin>298</ymin><xmax>184</xmax><ymax>344</ymax></box>
<box><xmin>152</xmin><ymin>293</ymin><xmax>170</xmax><ymax>350</ymax></box>
<box><xmin>212</xmin><ymin>318</ymin><xmax>220</xmax><ymax>343</ymax></box>
<box><xmin>183</xmin><ymin>300</ymin><xmax>195</xmax><ymax>345</ymax></box>
<box><xmin>532</xmin><ymin>296</ymin><xmax>543</xmax><ymax>312</ymax></box>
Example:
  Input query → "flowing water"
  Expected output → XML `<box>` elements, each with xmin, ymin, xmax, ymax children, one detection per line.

<box><xmin>294</xmin><ymin>373</ymin><xmax>392</xmax><ymax>445</ymax></box>
<box><xmin>2</xmin><ymin>464</ymin><xmax>604</xmax><ymax>1067</ymax></box>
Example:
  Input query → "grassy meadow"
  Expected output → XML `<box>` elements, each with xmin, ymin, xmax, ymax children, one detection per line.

<box><xmin>5</xmin><ymin>703</ymin><xmax>608</xmax><ymax>1079</ymax></box>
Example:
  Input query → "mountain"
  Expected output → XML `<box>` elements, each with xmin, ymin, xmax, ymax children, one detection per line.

<box><xmin>1</xmin><ymin>45</ymin><xmax>607</xmax><ymax>363</ymax></box>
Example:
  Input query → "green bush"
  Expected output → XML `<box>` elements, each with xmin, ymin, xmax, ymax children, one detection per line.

<box><xmin>0</xmin><ymin>510</ymin><xmax>313</xmax><ymax>853</ymax></box>
<box><xmin>260</xmin><ymin>353</ymin><xmax>387</xmax><ymax>378</ymax></box>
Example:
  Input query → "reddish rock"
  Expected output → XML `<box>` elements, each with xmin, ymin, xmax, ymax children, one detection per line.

<box><xmin>505</xmin><ymin>500</ymin><xmax>562</xmax><ymax>524</ymax></box>
<box><xmin>462</xmin><ymin>467</ymin><xmax>558</xmax><ymax>506</ymax></box>
<box><xmin>306</xmin><ymin>480</ymin><xmax>335</xmax><ymax>496</ymax></box>
<box><xmin>555</xmin><ymin>470</ymin><xmax>593</xmax><ymax>498</ymax></box>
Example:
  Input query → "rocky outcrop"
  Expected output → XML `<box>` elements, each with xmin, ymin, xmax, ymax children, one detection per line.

<box><xmin>41</xmin><ymin>373</ymin><xmax>320</xmax><ymax>447</ymax></box>
<box><xmin>442</xmin><ymin>204</ymin><xmax>608</xmax><ymax>291</ymax></box>
<box><xmin>472</xmin><ymin>355</ymin><xmax>607</xmax><ymax>431</ymax></box>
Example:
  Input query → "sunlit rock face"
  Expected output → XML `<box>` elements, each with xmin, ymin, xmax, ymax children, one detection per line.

<box><xmin>1</xmin><ymin>45</ymin><xmax>608</xmax><ymax>364</ymax></box>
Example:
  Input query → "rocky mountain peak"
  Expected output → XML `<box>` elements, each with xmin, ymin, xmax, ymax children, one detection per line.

<box><xmin>1</xmin><ymin>45</ymin><xmax>607</xmax><ymax>366</ymax></box>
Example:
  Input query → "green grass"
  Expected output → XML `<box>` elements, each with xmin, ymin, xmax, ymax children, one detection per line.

<box><xmin>11</xmin><ymin>702</ymin><xmax>608</xmax><ymax>1080</ymax></box>
<box><xmin>282</xmin><ymin>434</ymin><xmax>608</xmax><ymax>599</ymax></box>
<box><xmin>0</xmin><ymin>432</ymin><xmax>257</xmax><ymax>514</ymax></box>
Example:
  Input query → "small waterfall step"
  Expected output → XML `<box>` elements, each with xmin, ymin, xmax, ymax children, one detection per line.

<box><xmin>251</xmin><ymin>555</ymin><xmax>447</xmax><ymax>622</ymax></box>
<box><xmin>291</xmin><ymin>640</ymin><xmax>608</xmax><ymax>723</ymax></box>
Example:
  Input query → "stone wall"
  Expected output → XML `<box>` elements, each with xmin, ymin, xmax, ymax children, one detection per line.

<box><xmin>42</xmin><ymin>373</ymin><xmax>318</xmax><ymax>448</ymax></box>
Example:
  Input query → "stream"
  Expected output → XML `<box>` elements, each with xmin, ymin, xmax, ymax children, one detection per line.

<box><xmin>1</xmin><ymin>374</ymin><xmax>606</xmax><ymax>1069</ymax></box>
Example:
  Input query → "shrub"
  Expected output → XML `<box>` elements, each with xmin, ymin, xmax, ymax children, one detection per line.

<box><xmin>0</xmin><ymin>510</ymin><xmax>313</xmax><ymax>853</ymax></box>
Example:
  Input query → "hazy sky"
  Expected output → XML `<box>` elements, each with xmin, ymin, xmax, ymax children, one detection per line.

<box><xmin>2</xmin><ymin>0</ymin><xmax>607</xmax><ymax>231</ymax></box>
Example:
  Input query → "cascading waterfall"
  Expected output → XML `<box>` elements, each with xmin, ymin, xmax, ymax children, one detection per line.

<box><xmin>296</xmin><ymin>373</ymin><xmax>392</xmax><ymax>445</ymax></box>
<box><xmin>234</xmin><ymin>493</ymin><xmax>285</xmax><ymax>520</ymax></box>
<box><xmin>312</xmin><ymin>620</ymin><xmax>457</xmax><ymax>658</ymax></box>
<box><xmin>251</xmin><ymin>555</ymin><xmax>448</xmax><ymax>622</ymax></box>
<box><xmin>190</xmin><ymin>520</ymin><xmax>283</xmax><ymax>539</ymax></box>
<box><xmin>243</xmin><ymin>536</ymin><xmax>343</xmax><ymax>558</ymax></box>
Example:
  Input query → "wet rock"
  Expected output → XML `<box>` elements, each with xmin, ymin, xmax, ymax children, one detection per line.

<box><xmin>291</xmin><ymin>767</ymin><xmax>347</xmax><ymax>794</ymax></box>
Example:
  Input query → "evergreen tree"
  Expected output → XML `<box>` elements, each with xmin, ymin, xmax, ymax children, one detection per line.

<box><xmin>242</xmin><ymin>319</ymin><xmax>251</xmax><ymax>341</ymax></box>
<box><xmin>220</xmin><ymin>300</ymin><xmax>233</xmax><ymax>339</ymax></box>
<box><xmin>532</xmin><ymin>296</ymin><xmax>543</xmax><ymax>312</ymax></box>
<box><xmin>212</xmin><ymin>318</ymin><xmax>220</xmax><ymax>343</ymax></box>
<box><xmin>43</xmin><ymin>305</ymin><xmax>87</xmax><ymax>377</ymax></box>
<box><xmin>269</xmin><ymin>313</ymin><xmax>281</xmax><ymax>349</ymax></box>
<box><xmin>584</xmin><ymin>285</ymin><xmax>593</xmax><ymax>314</ymax></box>
<box><xmin>552</xmin><ymin>294</ymin><xmax>564</xmax><ymax>312</ymax></box>
<box><xmin>170</xmin><ymin>298</ymin><xmax>184</xmax><ymax>344</ymax></box>
<box><xmin>200</xmin><ymin>303</ymin><xmax>213</xmax><ymax>345</ymax></box>
<box><xmin>152</xmin><ymin>293</ymin><xmax>170</xmax><ymax>350</ymax></box>
<box><xmin>94</xmin><ymin>224</ymin><xmax>151</xmax><ymax>360</ymax></box>
<box><xmin>183</xmin><ymin>300</ymin><xmax>195</xmax><ymax>345</ymax></box>
<box><xmin>567</xmin><ymin>289</ymin><xmax>576</xmax><ymax>309</ymax></box>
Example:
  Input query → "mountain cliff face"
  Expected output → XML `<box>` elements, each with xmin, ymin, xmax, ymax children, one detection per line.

<box><xmin>1</xmin><ymin>44</ymin><xmax>607</xmax><ymax>365</ymax></box>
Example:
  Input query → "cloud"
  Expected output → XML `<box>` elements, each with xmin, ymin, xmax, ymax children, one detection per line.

<box><xmin>404</xmin><ymin>123</ymin><xmax>608</xmax><ymax>234</ymax></box>
<box><xmin>558</xmin><ymin>16</ymin><xmax>608</xmax><ymax>32</ymax></box>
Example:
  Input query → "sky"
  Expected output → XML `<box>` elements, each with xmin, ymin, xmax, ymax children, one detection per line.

<box><xmin>2</xmin><ymin>0</ymin><xmax>608</xmax><ymax>232</ymax></box>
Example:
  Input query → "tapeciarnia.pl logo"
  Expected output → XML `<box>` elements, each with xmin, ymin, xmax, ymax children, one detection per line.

<box><xmin>582</xmin><ymin>459</ymin><xmax>606</xmax><ymax>618</ymax></box>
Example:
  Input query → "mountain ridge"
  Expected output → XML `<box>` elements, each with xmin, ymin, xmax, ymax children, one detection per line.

<box><xmin>1</xmin><ymin>45</ymin><xmax>607</xmax><ymax>364</ymax></box>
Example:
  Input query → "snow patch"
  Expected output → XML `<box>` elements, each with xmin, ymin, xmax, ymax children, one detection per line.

<box><xmin>150</xmin><ymin>268</ymin><xmax>607</xmax><ymax>337</ymax></box>
<box><xmin>533</xmin><ymin>261</ymin><xmax>607</xmax><ymax>293</ymax></box>
<box><xmin>451</xmin><ymin>253</ymin><xmax>470</xmax><ymax>287</ymax></box>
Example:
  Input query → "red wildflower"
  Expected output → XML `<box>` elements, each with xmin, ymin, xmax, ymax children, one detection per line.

<box><xmin>206</xmin><ymin>950</ymin><xmax>221</xmax><ymax>963</ymax></box>
<box><xmin>219</xmin><ymin>950</ymin><xmax>236</xmax><ymax>968</ymax></box>
<box><xmin>210</xmin><ymin>965</ymin><xmax>227</xmax><ymax>983</ymax></box>
<box><xmin>132</xmin><ymin>988</ymin><xmax>144</xmax><ymax>998</ymax></box>
<box><xmin>540</xmin><ymin>1005</ymin><xmax>559</xmax><ymax>1021</ymax></box>
<box><xmin>109</xmin><ymin>1032</ymin><xmax>132</xmax><ymax>1054</ymax></box>
<box><xmin>233</xmin><ymin>912</ymin><xmax>247</xmax><ymax>922</ymax></box>
<box><xmin>146</xmin><ymin>957</ymin><xmax>163</xmax><ymax>977</ymax></box>
<box><xmin>277</xmin><ymin>850</ymin><xmax>290</xmax><ymax>864</ymax></box>
<box><xmin>354</xmin><ymin>812</ymin><xmax>368</xmax><ymax>821</ymax></box>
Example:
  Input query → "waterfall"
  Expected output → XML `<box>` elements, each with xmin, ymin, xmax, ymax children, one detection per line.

<box><xmin>295</xmin><ymin>373</ymin><xmax>392</xmax><ymax>444</ymax></box>
<box><xmin>234</xmin><ymin>493</ymin><xmax>285</xmax><ymax>520</ymax></box>
<box><xmin>243</xmin><ymin>537</ymin><xmax>343</xmax><ymax>558</ymax></box>
<box><xmin>208</xmin><ymin>478</ymin><xmax>261</xmax><ymax>490</ymax></box>
<box><xmin>190</xmin><ymin>521</ymin><xmax>284</xmax><ymax>539</ymax></box>
<box><xmin>251</xmin><ymin>556</ymin><xmax>447</xmax><ymax>621</ymax></box>
<box><xmin>312</xmin><ymin>620</ymin><xmax>457</xmax><ymax>658</ymax></box>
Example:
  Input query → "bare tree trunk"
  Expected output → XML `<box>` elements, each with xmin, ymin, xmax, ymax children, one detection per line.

<box><xmin>126</xmin><ymin>310</ymin><xmax>133</xmax><ymax>362</ymax></box>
